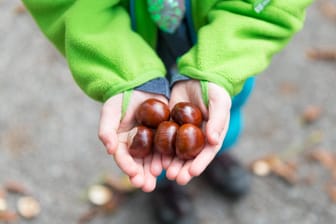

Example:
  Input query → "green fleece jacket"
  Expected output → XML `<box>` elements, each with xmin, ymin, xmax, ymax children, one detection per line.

<box><xmin>22</xmin><ymin>0</ymin><xmax>312</xmax><ymax>102</ymax></box>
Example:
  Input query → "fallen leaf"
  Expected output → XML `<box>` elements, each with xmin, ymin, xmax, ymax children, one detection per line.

<box><xmin>300</xmin><ymin>175</ymin><xmax>316</xmax><ymax>186</ymax></box>
<box><xmin>77</xmin><ymin>207</ymin><xmax>101</xmax><ymax>224</ymax></box>
<box><xmin>79</xmin><ymin>183</ymin><xmax>125</xmax><ymax>224</ymax></box>
<box><xmin>2</xmin><ymin>126</ymin><xmax>33</xmax><ymax>156</ymax></box>
<box><xmin>250</xmin><ymin>155</ymin><xmax>298</xmax><ymax>184</ymax></box>
<box><xmin>320</xmin><ymin>0</ymin><xmax>336</xmax><ymax>21</ymax></box>
<box><xmin>4</xmin><ymin>181</ymin><xmax>29</xmax><ymax>195</ymax></box>
<box><xmin>301</xmin><ymin>105</ymin><xmax>322</xmax><ymax>124</ymax></box>
<box><xmin>13</xmin><ymin>4</ymin><xmax>26</xmax><ymax>14</ymax></box>
<box><xmin>307</xmin><ymin>148</ymin><xmax>336</xmax><ymax>171</ymax></box>
<box><xmin>306</xmin><ymin>48</ymin><xmax>336</xmax><ymax>61</ymax></box>
<box><xmin>279</xmin><ymin>82</ymin><xmax>298</xmax><ymax>95</ymax></box>
<box><xmin>326</xmin><ymin>182</ymin><xmax>336</xmax><ymax>202</ymax></box>
<box><xmin>0</xmin><ymin>189</ymin><xmax>6</xmax><ymax>198</ymax></box>
<box><xmin>100</xmin><ymin>193</ymin><xmax>124</xmax><ymax>214</ymax></box>
<box><xmin>103</xmin><ymin>175</ymin><xmax>136</xmax><ymax>193</ymax></box>
<box><xmin>0</xmin><ymin>211</ymin><xmax>18</xmax><ymax>222</ymax></box>
<box><xmin>266</xmin><ymin>155</ymin><xmax>298</xmax><ymax>184</ymax></box>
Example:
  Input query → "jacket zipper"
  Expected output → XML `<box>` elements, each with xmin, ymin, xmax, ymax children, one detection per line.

<box><xmin>130</xmin><ymin>0</ymin><xmax>136</xmax><ymax>31</ymax></box>
<box><xmin>185</xmin><ymin>0</ymin><xmax>197</xmax><ymax>45</ymax></box>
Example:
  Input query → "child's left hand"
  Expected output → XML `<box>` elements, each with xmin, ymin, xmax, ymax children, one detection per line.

<box><xmin>165</xmin><ymin>80</ymin><xmax>232</xmax><ymax>185</ymax></box>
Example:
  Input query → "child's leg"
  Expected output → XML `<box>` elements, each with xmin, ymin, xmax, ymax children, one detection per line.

<box><xmin>217</xmin><ymin>77</ymin><xmax>255</xmax><ymax>155</ymax></box>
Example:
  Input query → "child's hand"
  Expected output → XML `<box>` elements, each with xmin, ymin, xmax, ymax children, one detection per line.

<box><xmin>98</xmin><ymin>91</ymin><xmax>167</xmax><ymax>192</ymax></box>
<box><xmin>165</xmin><ymin>80</ymin><xmax>232</xmax><ymax>185</ymax></box>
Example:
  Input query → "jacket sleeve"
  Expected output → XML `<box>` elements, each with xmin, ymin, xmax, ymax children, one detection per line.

<box><xmin>178</xmin><ymin>0</ymin><xmax>312</xmax><ymax>97</ymax></box>
<box><xmin>22</xmin><ymin>0</ymin><xmax>166</xmax><ymax>102</ymax></box>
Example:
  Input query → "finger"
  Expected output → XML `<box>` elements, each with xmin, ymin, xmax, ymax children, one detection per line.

<box><xmin>206</xmin><ymin>103</ymin><xmax>230</xmax><ymax>145</ymax></box>
<box><xmin>151</xmin><ymin>152</ymin><xmax>163</xmax><ymax>177</ymax></box>
<box><xmin>188</xmin><ymin>117</ymin><xmax>229</xmax><ymax>177</ymax></box>
<box><xmin>130</xmin><ymin>158</ymin><xmax>145</xmax><ymax>188</ymax></box>
<box><xmin>130</xmin><ymin>174</ymin><xmax>144</xmax><ymax>188</ymax></box>
<box><xmin>166</xmin><ymin>157</ymin><xmax>184</xmax><ymax>180</ymax></box>
<box><xmin>176</xmin><ymin>161</ymin><xmax>193</xmax><ymax>186</ymax></box>
<box><xmin>114</xmin><ymin>143</ymin><xmax>138</xmax><ymax>177</ymax></box>
<box><xmin>98</xmin><ymin>96</ymin><xmax>123</xmax><ymax>154</ymax></box>
<box><xmin>162</xmin><ymin>154</ymin><xmax>173</xmax><ymax>170</ymax></box>
<box><xmin>188</xmin><ymin>143</ymin><xmax>221</xmax><ymax>177</ymax></box>
<box><xmin>142</xmin><ymin>156</ymin><xmax>157</xmax><ymax>192</ymax></box>
<box><xmin>142</xmin><ymin>178</ymin><xmax>156</xmax><ymax>192</ymax></box>
<box><xmin>168</xmin><ymin>90</ymin><xmax>186</xmax><ymax>109</ymax></box>
<box><xmin>206</xmin><ymin>84</ymin><xmax>232</xmax><ymax>145</ymax></box>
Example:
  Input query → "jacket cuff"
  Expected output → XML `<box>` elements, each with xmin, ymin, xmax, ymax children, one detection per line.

<box><xmin>168</xmin><ymin>65</ymin><xmax>190</xmax><ymax>87</ymax></box>
<box><xmin>135</xmin><ymin>77</ymin><xmax>170</xmax><ymax>98</ymax></box>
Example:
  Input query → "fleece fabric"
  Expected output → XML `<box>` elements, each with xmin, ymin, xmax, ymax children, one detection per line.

<box><xmin>22</xmin><ymin>0</ymin><xmax>312</xmax><ymax>102</ymax></box>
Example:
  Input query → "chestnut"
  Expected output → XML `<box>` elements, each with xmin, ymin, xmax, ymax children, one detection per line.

<box><xmin>175</xmin><ymin>124</ymin><xmax>205</xmax><ymax>160</ymax></box>
<box><xmin>171</xmin><ymin>102</ymin><xmax>203</xmax><ymax>126</ymax></box>
<box><xmin>127</xmin><ymin>126</ymin><xmax>154</xmax><ymax>158</ymax></box>
<box><xmin>154</xmin><ymin>121</ymin><xmax>179</xmax><ymax>156</ymax></box>
<box><xmin>135</xmin><ymin>98</ymin><xmax>170</xmax><ymax>128</ymax></box>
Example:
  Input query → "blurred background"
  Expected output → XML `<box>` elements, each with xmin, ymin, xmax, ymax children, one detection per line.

<box><xmin>1</xmin><ymin>0</ymin><xmax>336</xmax><ymax>223</ymax></box>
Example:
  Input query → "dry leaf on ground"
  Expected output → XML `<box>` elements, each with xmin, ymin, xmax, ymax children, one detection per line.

<box><xmin>326</xmin><ymin>182</ymin><xmax>336</xmax><ymax>202</ymax></box>
<box><xmin>307</xmin><ymin>148</ymin><xmax>336</xmax><ymax>171</ymax></box>
<box><xmin>320</xmin><ymin>0</ymin><xmax>336</xmax><ymax>21</ymax></box>
<box><xmin>301</xmin><ymin>105</ymin><xmax>322</xmax><ymax>124</ymax></box>
<box><xmin>306</xmin><ymin>49</ymin><xmax>336</xmax><ymax>61</ymax></box>
<box><xmin>0</xmin><ymin>189</ymin><xmax>6</xmax><ymax>198</ymax></box>
<box><xmin>250</xmin><ymin>154</ymin><xmax>298</xmax><ymax>184</ymax></box>
<box><xmin>4</xmin><ymin>181</ymin><xmax>29</xmax><ymax>195</ymax></box>
<box><xmin>77</xmin><ymin>208</ymin><xmax>101</xmax><ymax>224</ymax></box>
<box><xmin>13</xmin><ymin>4</ymin><xmax>26</xmax><ymax>14</ymax></box>
<box><xmin>279</xmin><ymin>82</ymin><xmax>298</xmax><ymax>95</ymax></box>
<box><xmin>103</xmin><ymin>175</ymin><xmax>136</xmax><ymax>193</ymax></box>
<box><xmin>0</xmin><ymin>211</ymin><xmax>18</xmax><ymax>222</ymax></box>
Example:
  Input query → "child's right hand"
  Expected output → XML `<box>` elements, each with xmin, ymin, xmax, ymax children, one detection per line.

<box><xmin>165</xmin><ymin>80</ymin><xmax>232</xmax><ymax>185</ymax></box>
<box><xmin>98</xmin><ymin>90</ymin><xmax>167</xmax><ymax>192</ymax></box>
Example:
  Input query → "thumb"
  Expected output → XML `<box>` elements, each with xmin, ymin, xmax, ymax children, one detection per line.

<box><xmin>98</xmin><ymin>94</ymin><xmax>123</xmax><ymax>154</ymax></box>
<box><xmin>205</xmin><ymin>83</ymin><xmax>232</xmax><ymax>145</ymax></box>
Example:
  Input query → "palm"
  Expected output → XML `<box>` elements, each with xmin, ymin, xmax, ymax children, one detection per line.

<box><xmin>165</xmin><ymin>80</ymin><xmax>232</xmax><ymax>185</ymax></box>
<box><xmin>99</xmin><ymin>91</ymin><xmax>167</xmax><ymax>192</ymax></box>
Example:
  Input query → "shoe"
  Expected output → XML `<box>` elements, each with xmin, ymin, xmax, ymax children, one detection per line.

<box><xmin>151</xmin><ymin>180</ymin><xmax>199</xmax><ymax>224</ymax></box>
<box><xmin>203</xmin><ymin>153</ymin><xmax>251</xmax><ymax>199</ymax></box>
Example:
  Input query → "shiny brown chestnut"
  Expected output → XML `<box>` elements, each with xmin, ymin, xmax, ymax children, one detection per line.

<box><xmin>135</xmin><ymin>98</ymin><xmax>170</xmax><ymax>128</ymax></box>
<box><xmin>128</xmin><ymin>126</ymin><xmax>154</xmax><ymax>158</ymax></box>
<box><xmin>154</xmin><ymin>121</ymin><xmax>179</xmax><ymax>156</ymax></box>
<box><xmin>175</xmin><ymin>124</ymin><xmax>205</xmax><ymax>160</ymax></box>
<box><xmin>171</xmin><ymin>102</ymin><xmax>203</xmax><ymax>126</ymax></box>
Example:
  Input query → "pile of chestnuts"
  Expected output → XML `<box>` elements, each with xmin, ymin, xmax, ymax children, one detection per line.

<box><xmin>128</xmin><ymin>98</ymin><xmax>206</xmax><ymax>160</ymax></box>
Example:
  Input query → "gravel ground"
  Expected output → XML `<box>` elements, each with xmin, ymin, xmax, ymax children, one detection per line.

<box><xmin>1</xmin><ymin>0</ymin><xmax>336</xmax><ymax>223</ymax></box>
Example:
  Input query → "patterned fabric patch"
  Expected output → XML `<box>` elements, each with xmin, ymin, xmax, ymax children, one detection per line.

<box><xmin>147</xmin><ymin>0</ymin><xmax>185</xmax><ymax>33</ymax></box>
<box><xmin>253</xmin><ymin>0</ymin><xmax>271</xmax><ymax>13</ymax></box>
